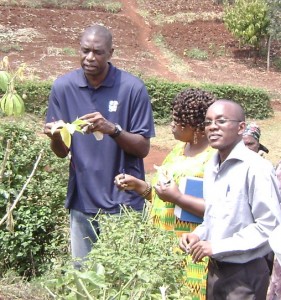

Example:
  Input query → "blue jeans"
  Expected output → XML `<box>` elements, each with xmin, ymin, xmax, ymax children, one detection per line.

<box><xmin>70</xmin><ymin>209</ymin><xmax>100</xmax><ymax>268</ymax></box>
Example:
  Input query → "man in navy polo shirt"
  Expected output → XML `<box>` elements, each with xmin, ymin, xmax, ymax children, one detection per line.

<box><xmin>44</xmin><ymin>24</ymin><xmax>155</xmax><ymax>267</ymax></box>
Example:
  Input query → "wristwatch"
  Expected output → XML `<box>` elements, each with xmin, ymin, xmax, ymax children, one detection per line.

<box><xmin>110</xmin><ymin>124</ymin><xmax>122</xmax><ymax>138</ymax></box>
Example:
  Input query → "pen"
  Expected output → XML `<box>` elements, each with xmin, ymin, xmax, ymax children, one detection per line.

<box><xmin>122</xmin><ymin>168</ymin><xmax>125</xmax><ymax>179</ymax></box>
<box><xmin>226</xmin><ymin>184</ymin><xmax>230</xmax><ymax>197</ymax></box>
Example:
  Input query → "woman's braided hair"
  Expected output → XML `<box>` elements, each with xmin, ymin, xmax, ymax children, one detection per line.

<box><xmin>172</xmin><ymin>88</ymin><xmax>216</xmax><ymax>132</ymax></box>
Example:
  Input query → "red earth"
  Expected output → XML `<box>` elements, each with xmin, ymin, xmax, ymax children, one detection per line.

<box><xmin>0</xmin><ymin>0</ymin><xmax>280</xmax><ymax>172</ymax></box>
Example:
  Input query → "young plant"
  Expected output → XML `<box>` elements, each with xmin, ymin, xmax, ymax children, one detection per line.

<box><xmin>43</xmin><ymin>206</ymin><xmax>192</xmax><ymax>299</ymax></box>
<box><xmin>0</xmin><ymin>56</ymin><xmax>26</xmax><ymax>116</ymax></box>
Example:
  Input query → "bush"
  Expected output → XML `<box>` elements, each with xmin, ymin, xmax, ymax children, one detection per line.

<box><xmin>16</xmin><ymin>80</ymin><xmax>53</xmax><ymax>116</ymax></box>
<box><xmin>43</xmin><ymin>207</ymin><xmax>192</xmax><ymax>299</ymax></box>
<box><xmin>0</xmin><ymin>119</ymin><xmax>69</xmax><ymax>278</ymax></box>
<box><xmin>13</xmin><ymin>77</ymin><xmax>273</xmax><ymax>123</ymax></box>
<box><xmin>202</xmin><ymin>83</ymin><xmax>273</xmax><ymax>119</ymax></box>
<box><xmin>145</xmin><ymin>78</ymin><xmax>273</xmax><ymax>123</ymax></box>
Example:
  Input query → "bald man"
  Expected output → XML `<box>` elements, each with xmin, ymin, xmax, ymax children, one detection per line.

<box><xmin>180</xmin><ymin>100</ymin><xmax>281</xmax><ymax>299</ymax></box>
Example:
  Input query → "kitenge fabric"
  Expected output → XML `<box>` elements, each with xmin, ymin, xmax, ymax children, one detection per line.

<box><xmin>150</xmin><ymin>142</ymin><xmax>215</xmax><ymax>300</ymax></box>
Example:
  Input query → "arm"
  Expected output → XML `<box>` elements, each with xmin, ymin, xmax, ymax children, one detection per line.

<box><xmin>112</xmin><ymin>130</ymin><xmax>150</xmax><ymax>158</ymax></box>
<box><xmin>154</xmin><ymin>180</ymin><xmax>205</xmax><ymax>217</ymax></box>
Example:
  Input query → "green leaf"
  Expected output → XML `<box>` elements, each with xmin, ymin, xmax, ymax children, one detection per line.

<box><xmin>60</xmin><ymin>126</ymin><xmax>72</xmax><ymax>148</ymax></box>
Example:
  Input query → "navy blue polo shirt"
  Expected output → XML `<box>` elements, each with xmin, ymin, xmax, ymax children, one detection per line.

<box><xmin>46</xmin><ymin>63</ymin><xmax>155</xmax><ymax>213</ymax></box>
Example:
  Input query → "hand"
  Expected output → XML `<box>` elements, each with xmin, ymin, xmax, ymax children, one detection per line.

<box><xmin>189</xmin><ymin>240</ymin><xmax>213</xmax><ymax>263</ymax></box>
<box><xmin>179</xmin><ymin>233</ymin><xmax>200</xmax><ymax>254</ymax></box>
<box><xmin>114</xmin><ymin>174</ymin><xmax>145</xmax><ymax>192</ymax></box>
<box><xmin>43</xmin><ymin>120</ymin><xmax>65</xmax><ymax>140</ymax></box>
<box><xmin>79</xmin><ymin>112</ymin><xmax>115</xmax><ymax>135</ymax></box>
<box><xmin>154</xmin><ymin>180</ymin><xmax>181</xmax><ymax>203</ymax></box>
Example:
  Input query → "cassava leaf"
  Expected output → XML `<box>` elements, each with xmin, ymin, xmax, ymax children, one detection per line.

<box><xmin>60</xmin><ymin>126</ymin><xmax>72</xmax><ymax>148</ymax></box>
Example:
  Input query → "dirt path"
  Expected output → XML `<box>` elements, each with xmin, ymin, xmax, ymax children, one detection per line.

<box><xmin>118</xmin><ymin>0</ymin><xmax>180</xmax><ymax>81</ymax></box>
<box><xmin>118</xmin><ymin>0</ymin><xmax>176</xmax><ymax>172</ymax></box>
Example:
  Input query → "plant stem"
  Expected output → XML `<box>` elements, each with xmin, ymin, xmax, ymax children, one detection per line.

<box><xmin>0</xmin><ymin>139</ymin><xmax>11</xmax><ymax>183</ymax></box>
<box><xmin>0</xmin><ymin>149</ymin><xmax>44</xmax><ymax>227</ymax></box>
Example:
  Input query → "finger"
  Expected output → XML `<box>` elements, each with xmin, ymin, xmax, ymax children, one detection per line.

<box><xmin>179</xmin><ymin>239</ymin><xmax>186</xmax><ymax>252</ymax></box>
<box><xmin>79</xmin><ymin>112</ymin><xmax>98</xmax><ymax>120</ymax></box>
<box><xmin>191</xmin><ymin>248</ymin><xmax>202</xmax><ymax>262</ymax></box>
<box><xmin>189</xmin><ymin>242</ymin><xmax>201</xmax><ymax>255</ymax></box>
<box><xmin>179</xmin><ymin>236</ymin><xmax>189</xmax><ymax>251</ymax></box>
<box><xmin>191</xmin><ymin>244</ymin><xmax>206</xmax><ymax>262</ymax></box>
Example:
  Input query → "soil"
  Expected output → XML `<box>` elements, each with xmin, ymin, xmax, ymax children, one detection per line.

<box><xmin>0</xmin><ymin>0</ymin><xmax>281</xmax><ymax>172</ymax></box>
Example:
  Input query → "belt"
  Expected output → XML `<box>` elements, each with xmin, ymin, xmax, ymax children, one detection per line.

<box><xmin>209</xmin><ymin>257</ymin><xmax>264</xmax><ymax>270</ymax></box>
<box><xmin>209</xmin><ymin>258</ymin><xmax>238</xmax><ymax>269</ymax></box>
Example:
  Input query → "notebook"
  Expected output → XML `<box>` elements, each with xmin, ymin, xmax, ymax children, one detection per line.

<box><xmin>174</xmin><ymin>176</ymin><xmax>204</xmax><ymax>223</ymax></box>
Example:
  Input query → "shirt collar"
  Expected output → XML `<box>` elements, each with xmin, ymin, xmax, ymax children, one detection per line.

<box><xmin>224</xmin><ymin>140</ymin><xmax>247</xmax><ymax>163</ymax></box>
<box><xmin>77</xmin><ymin>63</ymin><xmax>116</xmax><ymax>89</ymax></box>
<box><xmin>212</xmin><ymin>140</ymin><xmax>246</xmax><ymax>169</ymax></box>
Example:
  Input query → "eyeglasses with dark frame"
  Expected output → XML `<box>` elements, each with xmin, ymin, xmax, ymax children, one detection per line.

<box><xmin>203</xmin><ymin>119</ymin><xmax>242</xmax><ymax>127</ymax></box>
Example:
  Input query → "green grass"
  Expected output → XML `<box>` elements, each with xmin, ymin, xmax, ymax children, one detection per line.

<box><xmin>82</xmin><ymin>0</ymin><xmax>122</xmax><ymax>12</ymax></box>
<box><xmin>184</xmin><ymin>48</ymin><xmax>209</xmax><ymax>60</ymax></box>
<box><xmin>0</xmin><ymin>43</ymin><xmax>22</xmax><ymax>53</ymax></box>
<box><xmin>153</xmin><ymin>34</ymin><xmax>191</xmax><ymax>77</ymax></box>
<box><xmin>0</xmin><ymin>0</ymin><xmax>122</xmax><ymax>11</ymax></box>
<box><xmin>135</xmin><ymin>2</ymin><xmax>223</xmax><ymax>25</ymax></box>
<box><xmin>46</xmin><ymin>46</ymin><xmax>76</xmax><ymax>56</ymax></box>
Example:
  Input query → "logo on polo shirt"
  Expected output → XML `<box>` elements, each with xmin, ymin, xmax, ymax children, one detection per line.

<box><xmin>108</xmin><ymin>100</ymin><xmax>119</xmax><ymax>112</ymax></box>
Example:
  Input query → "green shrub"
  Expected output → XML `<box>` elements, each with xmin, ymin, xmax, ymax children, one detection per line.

<box><xmin>0</xmin><ymin>119</ymin><xmax>69</xmax><ymax>278</ymax></box>
<box><xmin>202</xmin><ymin>83</ymin><xmax>273</xmax><ymax>119</ymax></box>
<box><xmin>43</xmin><ymin>207</ymin><xmax>192</xmax><ymax>299</ymax></box>
<box><xmin>16</xmin><ymin>80</ymin><xmax>52</xmax><ymax>116</ymax></box>
<box><xmin>144</xmin><ymin>78</ymin><xmax>194</xmax><ymax>124</ymax></box>
<box><xmin>144</xmin><ymin>78</ymin><xmax>273</xmax><ymax>123</ymax></box>
<box><xmin>13</xmin><ymin>77</ymin><xmax>273</xmax><ymax>122</ymax></box>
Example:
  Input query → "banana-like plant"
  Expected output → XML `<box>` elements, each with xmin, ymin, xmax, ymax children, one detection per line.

<box><xmin>0</xmin><ymin>56</ymin><xmax>26</xmax><ymax>116</ymax></box>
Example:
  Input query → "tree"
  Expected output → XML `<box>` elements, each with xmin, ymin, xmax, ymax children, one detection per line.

<box><xmin>223</xmin><ymin>0</ymin><xmax>270</xmax><ymax>63</ymax></box>
<box><xmin>266</xmin><ymin>0</ymin><xmax>281</xmax><ymax>70</ymax></box>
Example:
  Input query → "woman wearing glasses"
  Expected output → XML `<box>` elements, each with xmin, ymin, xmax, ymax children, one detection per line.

<box><xmin>115</xmin><ymin>88</ymin><xmax>216</xmax><ymax>300</ymax></box>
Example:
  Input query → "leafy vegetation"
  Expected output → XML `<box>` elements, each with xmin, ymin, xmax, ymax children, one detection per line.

<box><xmin>43</xmin><ymin>208</ymin><xmax>192</xmax><ymax>299</ymax></box>
<box><xmin>0</xmin><ymin>119</ymin><xmax>69</xmax><ymax>278</ymax></box>
<box><xmin>266</xmin><ymin>0</ymin><xmax>281</xmax><ymax>70</ymax></box>
<box><xmin>223</xmin><ymin>0</ymin><xmax>270</xmax><ymax>61</ymax></box>
<box><xmin>13</xmin><ymin>77</ymin><xmax>273</xmax><ymax>124</ymax></box>
<box><xmin>0</xmin><ymin>1</ymin><xmax>280</xmax><ymax>298</ymax></box>
<box><xmin>145</xmin><ymin>78</ymin><xmax>273</xmax><ymax>123</ymax></box>
<box><xmin>0</xmin><ymin>56</ymin><xmax>26</xmax><ymax>116</ymax></box>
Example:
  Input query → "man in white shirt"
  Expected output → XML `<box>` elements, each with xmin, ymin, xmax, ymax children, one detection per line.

<box><xmin>180</xmin><ymin>99</ymin><xmax>281</xmax><ymax>300</ymax></box>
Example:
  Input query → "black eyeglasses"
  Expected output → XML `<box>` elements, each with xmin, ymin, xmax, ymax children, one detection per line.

<box><xmin>203</xmin><ymin>119</ymin><xmax>242</xmax><ymax>127</ymax></box>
